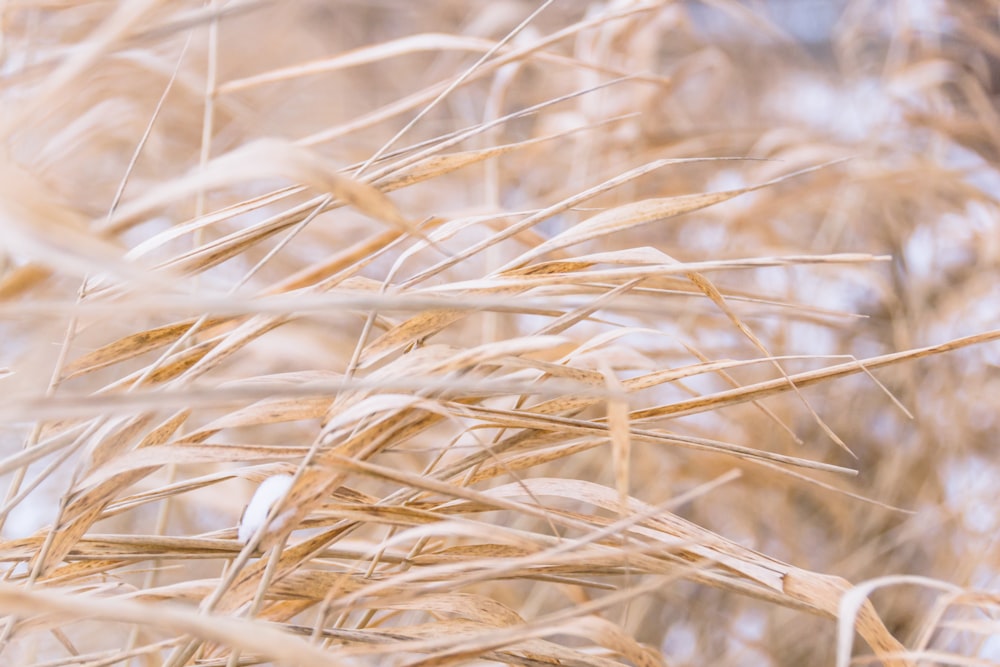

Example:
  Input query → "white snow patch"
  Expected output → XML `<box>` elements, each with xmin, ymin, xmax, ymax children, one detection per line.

<box><xmin>238</xmin><ymin>474</ymin><xmax>295</xmax><ymax>544</ymax></box>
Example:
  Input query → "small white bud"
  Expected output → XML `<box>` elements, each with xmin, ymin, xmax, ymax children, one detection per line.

<box><xmin>238</xmin><ymin>474</ymin><xmax>295</xmax><ymax>544</ymax></box>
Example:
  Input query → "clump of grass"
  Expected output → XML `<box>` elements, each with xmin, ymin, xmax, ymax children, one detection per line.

<box><xmin>0</xmin><ymin>2</ymin><xmax>998</xmax><ymax>666</ymax></box>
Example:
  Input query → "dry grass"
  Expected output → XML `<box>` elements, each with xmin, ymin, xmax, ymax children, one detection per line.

<box><xmin>0</xmin><ymin>1</ymin><xmax>998</xmax><ymax>666</ymax></box>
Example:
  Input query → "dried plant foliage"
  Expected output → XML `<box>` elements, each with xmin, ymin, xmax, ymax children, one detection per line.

<box><xmin>0</xmin><ymin>1</ymin><xmax>998</xmax><ymax>666</ymax></box>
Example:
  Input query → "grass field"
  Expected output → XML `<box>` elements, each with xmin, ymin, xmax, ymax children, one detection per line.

<box><xmin>0</xmin><ymin>1</ymin><xmax>998</xmax><ymax>666</ymax></box>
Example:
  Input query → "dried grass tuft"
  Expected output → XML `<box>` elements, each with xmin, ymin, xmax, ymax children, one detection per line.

<box><xmin>0</xmin><ymin>2</ymin><xmax>998</xmax><ymax>666</ymax></box>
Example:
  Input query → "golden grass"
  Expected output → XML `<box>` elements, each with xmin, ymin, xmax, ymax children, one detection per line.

<box><xmin>0</xmin><ymin>1</ymin><xmax>998</xmax><ymax>666</ymax></box>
